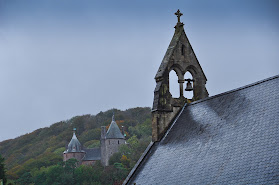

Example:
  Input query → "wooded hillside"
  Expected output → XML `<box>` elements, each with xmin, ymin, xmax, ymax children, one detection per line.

<box><xmin>0</xmin><ymin>107</ymin><xmax>152</xmax><ymax>184</ymax></box>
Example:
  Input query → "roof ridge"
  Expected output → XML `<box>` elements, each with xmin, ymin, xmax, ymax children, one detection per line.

<box><xmin>189</xmin><ymin>74</ymin><xmax>279</xmax><ymax>106</ymax></box>
<box><xmin>123</xmin><ymin>141</ymin><xmax>156</xmax><ymax>185</ymax></box>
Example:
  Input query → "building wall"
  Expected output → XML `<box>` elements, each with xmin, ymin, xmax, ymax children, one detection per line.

<box><xmin>103</xmin><ymin>138</ymin><xmax>125</xmax><ymax>166</ymax></box>
<box><xmin>63</xmin><ymin>152</ymin><xmax>85</xmax><ymax>165</ymax></box>
<box><xmin>81</xmin><ymin>160</ymin><xmax>96</xmax><ymax>166</ymax></box>
<box><xmin>100</xmin><ymin>138</ymin><xmax>106</xmax><ymax>166</ymax></box>
<box><xmin>100</xmin><ymin>126</ymin><xmax>106</xmax><ymax>166</ymax></box>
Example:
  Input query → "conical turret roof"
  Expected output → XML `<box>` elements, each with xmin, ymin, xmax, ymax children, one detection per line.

<box><xmin>66</xmin><ymin>129</ymin><xmax>83</xmax><ymax>153</ymax></box>
<box><xmin>106</xmin><ymin>114</ymin><xmax>125</xmax><ymax>139</ymax></box>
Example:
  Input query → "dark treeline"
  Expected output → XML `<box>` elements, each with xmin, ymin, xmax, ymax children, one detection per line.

<box><xmin>16</xmin><ymin>159</ymin><xmax>127</xmax><ymax>185</ymax></box>
<box><xmin>0</xmin><ymin>107</ymin><xmax>152</xmax><ymax>184</ymax></box>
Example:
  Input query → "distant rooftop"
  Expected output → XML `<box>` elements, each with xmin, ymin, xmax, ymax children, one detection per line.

<box><xmin>65</xmin><ymin>131</ymin><xmax>84</xmax><ymax>153</ymax></box>
<box><xmin>106</xmin><ymin>114</ymin><xmax>125</xmax><ymax>139</ymax></box>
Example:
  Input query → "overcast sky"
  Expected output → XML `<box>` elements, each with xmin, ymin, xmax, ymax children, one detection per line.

<box><xmin>0</xmin><ymin>0</ymin><xmax>278</xmax><ymax>141</ymax></box>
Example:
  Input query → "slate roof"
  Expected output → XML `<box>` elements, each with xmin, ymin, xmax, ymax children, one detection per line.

<box><xmin>106</xmin><ymin>115</ymin><xmax>125</xmax><ymax>139</ymax></box>
<box><xmin>125</xmin><ymin>75</ymin><xmax>279</xmax><ymax>184</ymax></box>
<box><xmin>64</xmin><ymin>132</ymin><xmax>83</xmax><ymax>153</ymax></box>
<box><xmin>83</xmin><ymin>148</ymin><xmax>101</xmax><ymax>161</ymax></box>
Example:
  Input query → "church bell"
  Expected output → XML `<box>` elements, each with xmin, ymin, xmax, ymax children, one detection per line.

<box><xmin>185</xmin><ymin>79</ymin><xmax>193</xmax><ymax>91</ymax></box>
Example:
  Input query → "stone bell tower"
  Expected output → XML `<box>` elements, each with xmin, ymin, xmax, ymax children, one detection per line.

<box><xmin>152</xmin><ymin>10</ymin><xmax>208</xmax><ymax>141</ymax></box>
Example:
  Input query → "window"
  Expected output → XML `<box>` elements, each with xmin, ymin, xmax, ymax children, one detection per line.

<box><xmin>169</xmin><ymin>70</ymin><xmax>180</xmax><ymax>98</ymax></box>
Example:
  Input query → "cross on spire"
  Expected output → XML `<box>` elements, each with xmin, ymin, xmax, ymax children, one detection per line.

<box><xmin>175</xmin><ymin>9</ymin><xmax>183</xmax><ymax>23</ymax></box>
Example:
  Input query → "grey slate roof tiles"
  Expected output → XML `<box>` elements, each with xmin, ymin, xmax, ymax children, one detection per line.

<box><xmin>106</xmin><ymin>115</ymin><xmax>125</xmax><ymax>139</ymax></box>
<box><xmin>83</xmin><ymin>148</ymin><xmax>101</xmax><ymax>161</ymax></box>
<box><xmin>65</xmin><ymin>132</ymin><xmax>83</xmax><ymax>153</ymax></box>
<box><xmin>125</xmin><ymin>75</ymin><xmax>279</xmax><ymax>185</ymax></box>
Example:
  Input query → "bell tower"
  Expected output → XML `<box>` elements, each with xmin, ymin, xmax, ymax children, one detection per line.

<box><xmin>152</xmin><ymin>10</ymin><xmax>208</xmax><ymax>141</ymax></box>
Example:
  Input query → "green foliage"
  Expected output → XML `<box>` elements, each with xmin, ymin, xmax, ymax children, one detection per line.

<box><xmin>46</xmin><ymin>165</ymin><xmax>64</xmax><ymax>184</ymax></box>
<box><xmin>16</xmin><ymin>172</ymin><xmax>32</xmax><ymax>185</ymax></box>
<box><xmin>0</xmin><ymin>107</ymin><xmax>152</xmax><ymax>184</ymax></box>
<box><xmin>74</xmin><ymin>162</ymin><xmax>103</xmax><ymax>184</ymax></box>
<box><xmin>128</xmin><ymin>118</ymin><xmax>152</xmax><ymax>138</ymax></box>
<box><xmin>83</xmin><ymin>140</ymin><xmax>100</xmax><ymax>148</ymax></box>
<box><xmin>109</xmin><ymin>152</ymin><xmax>122</xmax><ymax>166</ymax></box>
<box><xmin>0</xmin><ymin>154</ymin><xmax>7</xmax><ymax>185</ymax></box>
<box><xmin>80</xmin><ymin>128</ymin><xmax>101</xmax><ymax>143</ymax></box>
<box><xmin>53</xmin><ymin>147</ymin><xmax>65</xmax><ymax>155</ymax></box>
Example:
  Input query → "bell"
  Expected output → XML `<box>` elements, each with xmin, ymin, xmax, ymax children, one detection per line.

<box><xmin>185</xmin><ymin>81</ymin><xmax>193</xmax><ymax>91</ymax></box>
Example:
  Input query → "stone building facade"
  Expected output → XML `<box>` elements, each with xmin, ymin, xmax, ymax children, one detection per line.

<box><xmin>63</xmin><ymin>115</ymin><xmax>125</xmax><ymax>166</ymax></box>
<box><xmin>101</xmin><ymin>115</ymin><xmax>126</xmax><ymax>166</ymax></box>
<box><xmin>123</xmin><ymin>10</ymin><xmax>279</xmax><ymax>185</ymax></box>
<box><xmin>152</xmin><ymin>9</ymin><xmax>208</xmax><ymax>142</ymax></box>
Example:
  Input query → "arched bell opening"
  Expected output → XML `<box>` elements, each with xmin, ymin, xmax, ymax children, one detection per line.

<box><xmin>169</xmin><ymin>70</ymin><xmax>180</xmax><ymax>98</ymax></box>
<box><xmin>184</xmin><ymin>71</ymin><xmax>194</xmax><ymax>100</ymax></box>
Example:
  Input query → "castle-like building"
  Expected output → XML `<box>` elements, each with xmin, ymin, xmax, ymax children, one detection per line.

<box><xmin>63</xmin><ymin>114</ymin><xmax>125</xmax><ymax>166</ymax></box>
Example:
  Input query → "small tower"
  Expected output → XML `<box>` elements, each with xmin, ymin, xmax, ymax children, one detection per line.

<box><xmin>152</xmin><ymin>10</ymin><xmax>208</xmax><ymax>141</ymax></box>
<box><xmin>63</xmin><ymin>128</ymin><xmax>85</xmax><ymax>165</ymax></box>
<box><xmin>101</xmin><ymin>114</ymin><xmax>125</xmax><ymax>166</ymax></box>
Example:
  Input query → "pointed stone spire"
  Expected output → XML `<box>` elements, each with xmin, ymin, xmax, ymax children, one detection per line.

<box><xmin>106</xmin><ymin>113</ymin><xmax>125</xmax><ymax>139</ymax></box>
<box><xmin>152</xmin><ymin>10</ymin><xmax>208</xmax><ymax>141</ymax></box>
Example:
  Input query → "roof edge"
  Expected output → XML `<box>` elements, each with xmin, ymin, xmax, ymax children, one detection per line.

<box><xmin>154</xmin><ymin>26</ymin><xmax>184</xmax><ymax>80</ymax></box>
<box><xmin>122</xmin><ymin>141</ymin><xmax>155</xmax><ymax>185</ymax></box>
<box><xmin>123</xmin><ymin>103</ymin><xmax>188</xmax><ymax>184</ymax></box>
<box><xmin>160</xmin><ymin>103</ymin><xmax>187</xmax><ymax>142</ymax></box>
<box><xmin>123</xmin><ymin>74</ymin><xmax>279</xmax><ymax>184</ymax></box>
<box><xmin>189</xmin><ymin>74</ymin><xmax>279</xmax><ymax>106</ymax></box>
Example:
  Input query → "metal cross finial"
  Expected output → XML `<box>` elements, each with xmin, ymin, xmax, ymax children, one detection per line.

<box><xmin>175</xmin><ymin>9</ymin><xmax>183</xmax><ymax>23</ymax></box>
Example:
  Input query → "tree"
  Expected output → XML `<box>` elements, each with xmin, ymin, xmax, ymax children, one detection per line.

<box><xmin>16</xmin><ymin>172</ymin><xmax>33</xmax><ymax>185</ymax></box>
<box><xmin>0</xmin><ymin>155</ymin><xmax>7</xmax><ymax>185</ymax></box>
<box><xmin>120</xmin><ymin>155</ymin><xmax>130</xmax><ymax>168</ymax></box>
<box><xmin>74</xmin><ymin>162</ymin><xmax>103</xmax><ymax>185</ymax></box>
<box><xmin>45</xmin><ymin>165</ymin><xmax>64</xmax><ymax>184</ymax></box>
<box><xmin>33</xmin><ymin>171</ymin><xmax>47</xmax><ymax>185</ymax></box>
<box><xmin>64</xmin><ymin>158</ymin><xmax>78</xmax><ymax>175</ymax></box>
<box><xmin>109</xmin><ymin>152</ymin><xmax>122</xmax><ymax>166</ymax></box>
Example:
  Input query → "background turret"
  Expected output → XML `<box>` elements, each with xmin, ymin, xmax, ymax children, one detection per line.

<box><xmin>63</xmin><ymin>128</ymin><xmax>85</xmax><ymax>165</ymax></box>
<box><xmin>101</xmin><ymin>114</ymin><xmax>125</xmax><ymax>166</ymax></box>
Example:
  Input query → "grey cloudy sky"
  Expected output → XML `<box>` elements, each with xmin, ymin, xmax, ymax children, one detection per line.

<box><xmin>0</xmin><ymin>0</ymin><xmax>278</xmax><ymax>141</ymax></box>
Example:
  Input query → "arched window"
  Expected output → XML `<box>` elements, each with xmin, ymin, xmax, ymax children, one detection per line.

<box><xmin>169</xmin><ymin>70</ymin><xmax>180</xmax><ymax>98</ymax></box>
<box><xmin>184</xmin><ymin>71</ymin><xmax>194</xmax><ymax>99</ymax></box>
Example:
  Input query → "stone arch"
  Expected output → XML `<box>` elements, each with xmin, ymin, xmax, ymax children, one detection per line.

<box><xmin>169</xmin><ymin>65</ymin><xmax>184</xmax><ymax>98</ymax></box>
<box><xmin>169</xmin><ymin>70</ymin><xmax>180</xmax><ymax>98</ymax></box>
<box><xmin>185</xmin><ymin>65</ymin><xmax>198</xmax><ymax>78</ymax></box>
<box><xmin>185</xmin><ymin>65</ymin><xmax>207</xmax><ymax>100</ymax></box>
<box><xmin>170</xmin><ymin>64</ymin><xmax>184</xmax><ymax>80</ymax></box>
